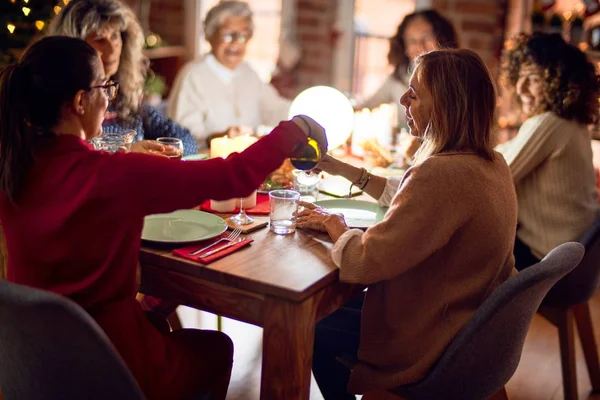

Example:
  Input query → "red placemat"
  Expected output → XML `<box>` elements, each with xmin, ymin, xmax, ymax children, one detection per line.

<box><xmin>173</xmin><ymin>235</ymin><xmax>254</xmax><ymax>264</ymax></box>
<box><xmin>200</xmin><ymin>193</ymin><xmax>270</xmax><ymax>215</ymax></box>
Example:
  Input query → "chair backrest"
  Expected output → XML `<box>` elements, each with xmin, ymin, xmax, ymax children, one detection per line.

<box><xmin>0</xmin><ymin>280</ymin><xmax>146</xmax><ymax>400</ymax></box>
<box><xmin>543</xmin><ymin>218</ymin><xmax>600</xmax><ymax>307</ymax></box>
<box><xmin>0</xmin><ymin>222</ymin><xmax>7</xmax><ymax>280</ymax></box>
<box><xmin>390</xmin><ymin>242</ymin><xmax>584</xmax><ymax>400</ymax></box>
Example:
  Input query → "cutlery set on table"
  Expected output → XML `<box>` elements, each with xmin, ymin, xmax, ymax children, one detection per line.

<box><xmin>141</xmin><ymin>210</ymin><xmax>255</xmax><ymax>265</ymax></box>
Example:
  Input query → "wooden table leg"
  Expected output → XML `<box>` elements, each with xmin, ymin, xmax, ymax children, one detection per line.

<box><xmin>260</xmin><ymin>296</ymin><xmax>316</xmax><ymax>400</ymax></box>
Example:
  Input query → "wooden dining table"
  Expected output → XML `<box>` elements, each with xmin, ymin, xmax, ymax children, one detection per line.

<box><xmin>138</xmin><ymin>214</ymin><xmax>362</xmax><ymax>400</ymax></box>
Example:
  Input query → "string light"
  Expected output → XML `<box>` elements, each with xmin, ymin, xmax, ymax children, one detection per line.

<box><xmin>35</xmin><ymin>20</ymin><xmax>45</xmax><ymax>31</ymax></box>
<box><xmin>23</xmin><ymin>0</ymin><xmax>29</xmax><ymax>3</ymax></box>
<box><xmin>7</xmin><ymin>24</ymin><xmax>15</xmax><ymax>34</ymax></box>
<box><xmin>9</xmin><ymin>0</ymin><xmax>16</xmax><ymax>3</ymax></box>
<box><xmin>146</xmin><ymin>34</ymin><xmax>158</xmax><ymax>47</ymax></box>
<box><xmin>63</xmin><ymin>0</ymin><xmax>71</xmax><ymax>4</ymax></box>
<box><xmin>22</xmin><ymin>7</ymin><xmax>31</xmax><ymax>16</ymax></box>
<box><xmin>54</xmin><ymin>5</ymin><xmax>61</xmax><ymax>14</ymax></box>
<box><xmin>563</xmin><ymin>11</ymin><xmax>572</xmax><ymax>21</ymax></box>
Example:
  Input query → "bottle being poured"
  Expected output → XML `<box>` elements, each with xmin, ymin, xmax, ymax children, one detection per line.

<box><xmin>289</xmin><ymin>115</ymin><xmax>328</xmax><ymax>171</ymax></box>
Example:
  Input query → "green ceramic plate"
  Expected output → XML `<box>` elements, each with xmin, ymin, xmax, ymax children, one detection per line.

<box><xmin>142</xmin><ymin>210</ymin><xmax>227</xmax><ymax>244</ymax></box>
<box><xmin>313</xmin><ymin>199</ymin><xmax>388</xmax><ymax>229</ymax></box>
<box><xmin>182</xmin><ymin>153</ymin><xmax>209</xmax><ymax>161</ymax></box>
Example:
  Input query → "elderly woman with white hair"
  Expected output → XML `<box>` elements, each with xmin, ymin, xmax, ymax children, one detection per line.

<box><xmin>168</xmin><ymin>0</ymin><xmax>291</xmax><ymax>146</ymax></box>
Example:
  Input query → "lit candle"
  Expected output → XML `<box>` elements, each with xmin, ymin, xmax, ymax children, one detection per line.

<box><xmin>235</xmin><ymin>190</ymin><xmax>257</xmax><ymax>209</ymax></box>
<box><xmin>233</xmin><ymin>135</ymin><xmax>258</xmax><ymax>152</ymax></box>
<box><xmin>210</xmin><ymin>136</ymin><xmax>230</xmax><ymax>158</ymax></box>
<box><xmin>375</xmin><ymin>104</ymin><xmax>392</xmax><ymax>147</ymax></box>
<box><xmin>352</xmin><ymin>108</ymin><xmax>371</xmax><ymax>156</ymax></box>
<box><xmin>210</xmin><ymin>135</ymin><xmax>258</xmax><ymax>158</ymax></box>
<box><xmin>210</xmin><ymin>199</ymin><xmax>237</xmax><ymax>212</ymax></box>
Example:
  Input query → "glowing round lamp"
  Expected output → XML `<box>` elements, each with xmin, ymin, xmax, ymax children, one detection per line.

<box><xmin>288</xmin><ymin>86</ymin><xmax>354</xmax><ymax>150</ymax></box>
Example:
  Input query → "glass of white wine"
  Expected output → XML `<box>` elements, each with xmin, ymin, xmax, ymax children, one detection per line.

<box><xmin>156</xmin><ymin>137</ymin><xmax>183</xmax><ymax>160</ymax></box>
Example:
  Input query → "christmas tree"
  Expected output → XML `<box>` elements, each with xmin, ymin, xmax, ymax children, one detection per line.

<box><xmin>0</xmin><ymin>0</ymin><xmax>65</xmax><ymax>68</ymax></box>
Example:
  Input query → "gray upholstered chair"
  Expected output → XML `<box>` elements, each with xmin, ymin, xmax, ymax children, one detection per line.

<box><xmin>538</xmin><ymin>219</ymin><xmax>600</xmax><ymax>400</ymax></box>
<box><xmin>0</xmin><ymin>280</ymin><xmax>146</xmax><ymax>400</ymax></box>
<box><xmin>364</xmin><ymin>242</ymin><xmax>585</xmax><ymax>400</ymax></box>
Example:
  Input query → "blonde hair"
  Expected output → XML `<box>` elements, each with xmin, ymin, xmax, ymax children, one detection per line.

<box><xmin>412</xmin><ymin>49</ymin><xmax>497</xmax><ymax>164</ymax></box>
<box><xmin>48</xmin><ymin>0</ymin><xmax>147</xmax><ymax>122</ymax></box>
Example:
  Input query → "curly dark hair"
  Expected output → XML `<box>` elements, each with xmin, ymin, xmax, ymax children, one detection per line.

<box><xmin>502</xmin><ymin>32</ymin><xmax>600</xmax><ymax>125</ymax></box>
<box><xmin>388</xmin><ymin>10</ymin><xmax>459</xmax><ymax>84</ymax></box>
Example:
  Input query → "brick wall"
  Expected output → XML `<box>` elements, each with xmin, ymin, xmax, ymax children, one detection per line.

<box><xmin>432</xmin><ymin>0</ymin><xmax>507</xmax><ymax>76</ymax></box>
<box><xmin>122</xmin><ymin>0</ymin><xmax>185</xmax><ymax>47</ymax></box>
<box><xmin>294</xmin><ymin>0</ymin><xmax>508</xmax><ymax>93</ymax></box>
<box><xmin>295</xmin><ymin>0</ymin><xmax>338</xmax><ymax>91</ymax></box>
<box><xmin>148</xmin><ymin>0</ymin><xmax>185</xmax><ymax>46</ymax></box>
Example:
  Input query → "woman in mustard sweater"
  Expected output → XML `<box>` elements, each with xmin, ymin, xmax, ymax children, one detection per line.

<box><xmin>298</xmin><ymin>49</ymin><xmax>518</xmax><ymax>398</ymax></box>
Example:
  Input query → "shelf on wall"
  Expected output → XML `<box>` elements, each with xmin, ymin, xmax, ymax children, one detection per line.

<box><xmin>144</xmin><ymin>45</ymin><xmax>187</xmax><ymax>60</ymax></box>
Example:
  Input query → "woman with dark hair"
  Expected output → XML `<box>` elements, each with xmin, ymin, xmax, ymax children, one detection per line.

<box><xmin>48</xmin><ymin>0</ymin><xmax>198</xmax><ymax>156</ymax></box>
<box><xmin>0</xmin><ymin>35</ymin><xmax>324</xmax><ymax>400</ymax></box>
<box><xmin>298</xmin><ymin>49</ymin><xmax>516</xmax><ymax>399</ymax></box>
<box><xmin>358</xmin><ymin>9</ymin><xmax>459</xmax><ymax>112</ymax></box>
<box><xmin>498</xmin><ymin>32</ymin><xmax>599</xmax><ymax>270</ymax></box>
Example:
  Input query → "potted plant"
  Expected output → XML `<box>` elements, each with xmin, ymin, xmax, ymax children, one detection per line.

<box><xmin>143</xmin><ymin>73</ymin><xmax>166</xmax><ymax>107</ymax></box>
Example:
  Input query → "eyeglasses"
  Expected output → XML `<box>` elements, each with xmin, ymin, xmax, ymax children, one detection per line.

<box><xmin>90</xmin><ymin>80</ymin><xmax>119</xmax><ymax>102</ymax></box>
<box><xmin>220</xmin><ymin>31</ymin><xmax>250</xmax><ymax>44</ymax></box>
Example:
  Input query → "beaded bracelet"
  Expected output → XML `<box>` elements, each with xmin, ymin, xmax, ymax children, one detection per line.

<box><xmin>348</xmin><ymin>168</ymin><xmax>371</xmax><ymax>197</ymax></box>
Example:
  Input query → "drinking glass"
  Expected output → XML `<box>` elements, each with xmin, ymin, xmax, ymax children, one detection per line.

<box><xmin>92</xmin><ymin>130</ymin><xmax>136</xmax><ymax>153</ymax></box>
<box><xmin>228</xmin><ymin>195</ymin><xmax>254</xmax><ymax>226</ymax></box>
<box><xmin>269</xmin><ymin>190</ymin><xmax>300</xmax><ymax>235</ymax></box>
<box><xmin>292</xmin><ymin>169</ymin><xmax>321</xmax><ymax>202</ymax></box>
<box><xmin>156</xmin><ymin>137</ymin><xmax>184</xmax><ymax>160</ymax></box>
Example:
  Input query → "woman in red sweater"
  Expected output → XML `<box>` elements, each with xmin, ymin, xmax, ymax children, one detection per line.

<box><xmin>0</xmin><ymin>36</ymin><xmax>324</xmax><ymax>400</ymax></box>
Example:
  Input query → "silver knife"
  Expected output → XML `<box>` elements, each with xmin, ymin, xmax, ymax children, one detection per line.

<box><xmin>199</xmin><ymin>239</ymin><xmax>244</xmax><ymax>257</ymax></box>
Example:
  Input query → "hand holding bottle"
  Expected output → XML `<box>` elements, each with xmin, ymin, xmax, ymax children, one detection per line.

<box><xmin>290</xmin><ymin>115</ymin><xmax>328</xmax><ymax>170</ymax></box>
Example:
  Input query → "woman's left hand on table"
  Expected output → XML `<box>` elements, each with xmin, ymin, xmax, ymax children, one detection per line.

<box><xmin>296</xmin><ymin>201</ymin><xmax>345</xmax><ymax>232</ymax></box>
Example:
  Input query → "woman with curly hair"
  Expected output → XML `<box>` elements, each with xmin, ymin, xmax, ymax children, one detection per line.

<box><xmin>358</xmin><ymin>9</ymin><xmax>458</xmax><ymax>113</ymax></box>
<box><xmin>498</xmin><ymin>32</ymin><xmax>599</xmax><ymax>269</ymax></box>
<box><xmin>48</xmin><ymin>0</ymin><xmax>198</xmax><ymax>156</ymax></box>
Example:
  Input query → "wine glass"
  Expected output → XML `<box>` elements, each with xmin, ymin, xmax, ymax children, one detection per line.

<box><xmin>156</xmin><ymin>137</ymin><xmax>183</xmax><ymax>160</ymax></box>
<box><xmin>228</xmin><ymin>194</ymin><xmax>254</xmax><ymax>226</ymax></box>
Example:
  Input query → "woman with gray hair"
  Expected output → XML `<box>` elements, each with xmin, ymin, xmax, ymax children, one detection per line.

<box><xmin>48</xmin><ymin>0</ymin><xmax>198</xmax><ymax>156</ymax></box>
<box><xmin>168</xmin><ymin>0</ymin><xmax>291</xmax><ymax>146</ymax></box>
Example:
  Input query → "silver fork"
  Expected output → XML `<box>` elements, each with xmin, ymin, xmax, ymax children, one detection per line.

<box><xmin>188</xmin><ymin>227</ymin><xmax>243</xmax><ymax>256</ymax></box>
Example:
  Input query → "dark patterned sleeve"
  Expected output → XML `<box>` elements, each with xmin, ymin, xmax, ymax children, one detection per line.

<box><xmin>140</xmin><ymin>104</ymin><xmax>198</xmax><ymax>156</ymax></box>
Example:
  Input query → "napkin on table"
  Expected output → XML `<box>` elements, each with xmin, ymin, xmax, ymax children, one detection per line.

<box><xmin>173</xmin><ymin>234</ymin><xmax>254</xmax><ymax>264</ymax></box>
<box><xmin>200</xmin><ymin>193</ymin><xmax>270</xmax><ymax>215</ymax></box>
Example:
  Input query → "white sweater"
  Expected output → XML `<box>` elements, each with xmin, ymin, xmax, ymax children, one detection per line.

<box><xmin>167</xmin><ymin>54</ymin><xmax>291</xmax><ymax>142</ymax></box>
<box><xmin>496</xmin><ymin>112</ymin><xmax>599</xmax><ymax>258</ymax></box>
